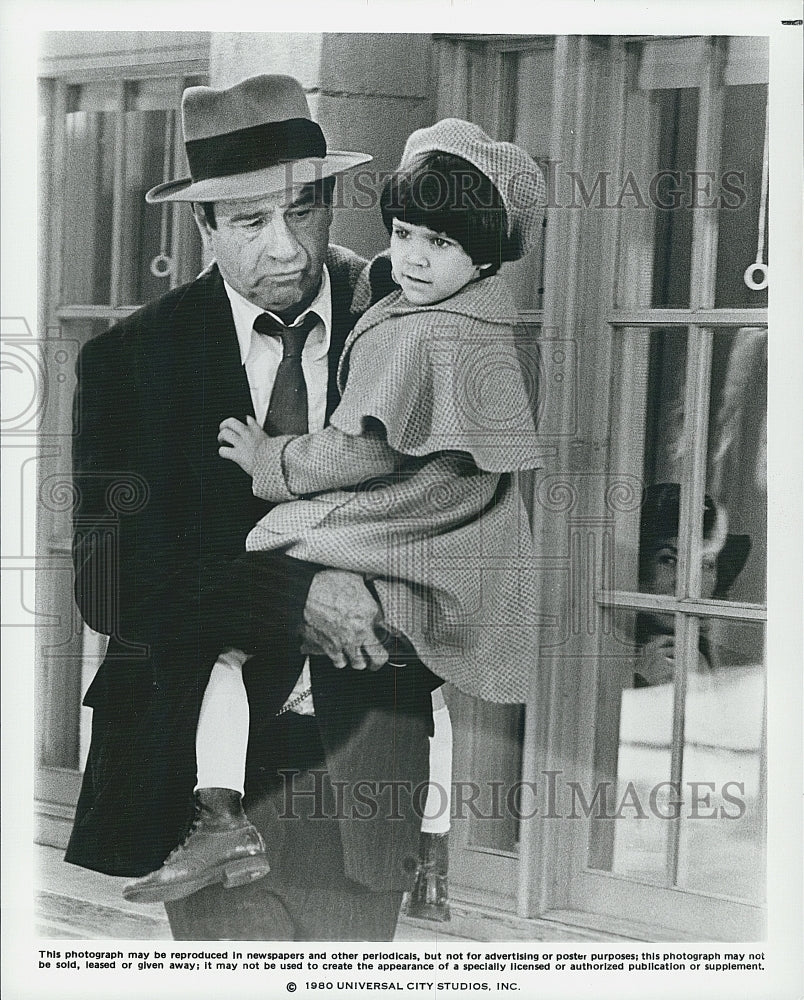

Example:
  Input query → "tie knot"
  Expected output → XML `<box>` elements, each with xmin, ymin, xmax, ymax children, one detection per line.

<box><xmin>254</xmin><ymin>311</ymin><xmax>319</xmax><ymax>358</ymax></box>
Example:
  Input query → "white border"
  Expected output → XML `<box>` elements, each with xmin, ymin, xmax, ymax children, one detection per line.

<box><xmin>2</xmin><ymin>2</ymin><xmax>802</xmax><ymax>999</ymax></box>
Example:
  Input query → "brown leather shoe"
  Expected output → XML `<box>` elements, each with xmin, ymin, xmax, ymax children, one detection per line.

<box><xmin>122</xmin><ymin>788</ymin><xmax>271</xmax><ymax>904</ymax></box>
<box><xmin>404</xmin><ymin>832</ymin><xmax>451</xmax><ymax>922</ymax></box>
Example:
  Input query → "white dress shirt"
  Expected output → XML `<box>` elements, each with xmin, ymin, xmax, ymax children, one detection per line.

<box><xmin>224</xmin><ymin>266</ymin><xmax>332</xmax><ymax>431</ymax></box>
<box><xmin>219</xmin><ymin>268</ymin><xmax>335</xmax><ymax>716</ymax></box>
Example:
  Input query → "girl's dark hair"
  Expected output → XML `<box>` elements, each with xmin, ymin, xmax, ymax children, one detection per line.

<box><xmin>380</xmin><ymin>151</ymin><xmax>513</xmax><ymax>275</ymax></box>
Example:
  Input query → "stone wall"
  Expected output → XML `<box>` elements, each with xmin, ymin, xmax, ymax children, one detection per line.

<box><xmin>209</xmin><ymin>33</ymin><xmax>436</xmax><ymax>260</ymax></box>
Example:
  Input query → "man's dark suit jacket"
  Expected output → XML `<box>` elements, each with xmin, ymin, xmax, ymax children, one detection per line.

<box><xmin>65</xmin><ymin>246</ymin><xmax>436</xmax><ymax>889</ymax></box>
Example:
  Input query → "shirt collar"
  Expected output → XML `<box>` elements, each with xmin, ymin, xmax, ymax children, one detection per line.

<box><xmin>224</xmin><ymin>265</ymin><xmax>332</xmax><ymax>365</ymax></box>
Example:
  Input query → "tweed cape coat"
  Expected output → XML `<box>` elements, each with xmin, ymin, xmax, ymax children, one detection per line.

<box><xmin>247</xmin><ymin>272</ymin><xmax>544</xmax><ymax>703</ymax></box>
<box><xmin>66</xmin><ymin>246</ymin><xmax>437</xmax><ymax>881</ymax></box>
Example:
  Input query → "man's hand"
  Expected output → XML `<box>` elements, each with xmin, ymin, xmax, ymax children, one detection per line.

<box><xmin>218</xmin><ymin>416</ymin><xmax>268</xmax><ymax>476</ymax></box>
<box><xmin>301</xmin><ymin>569</ymin><xmax>389</xmax><ymax>671</ymax></box>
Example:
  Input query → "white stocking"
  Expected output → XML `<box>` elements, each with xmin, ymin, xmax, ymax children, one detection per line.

<box><xmin>421</xmin><ymin>689</ymin><xmax>453</xmax><ymax>834</ymax></box>
<box><xmin>195</xmin><ymin>648</ymin><xmax>251</xmax><ymax>796</ymax></box>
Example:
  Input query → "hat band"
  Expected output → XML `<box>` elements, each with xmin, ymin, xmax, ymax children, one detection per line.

<box><xmin>185</xmin><ymin>118</ymin><xmax>327</xmax><ymax>183</ymax></box>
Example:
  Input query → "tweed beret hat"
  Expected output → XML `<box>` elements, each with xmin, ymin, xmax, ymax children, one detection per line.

<box><xmin>399</xmin><ymin>118</ymin><xmax>546</xmax><ymax>260</ymax></box>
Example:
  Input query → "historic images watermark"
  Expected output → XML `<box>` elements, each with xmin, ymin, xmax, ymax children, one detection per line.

<box><xmin>320</xmin><ymin>163</ymin><xmax>750</xmax><ymax>213</ymax></box>
<box><xmin>274</xmin><ymin>769</ymin><xmax>749</xmax><ymax>823</ymax></box>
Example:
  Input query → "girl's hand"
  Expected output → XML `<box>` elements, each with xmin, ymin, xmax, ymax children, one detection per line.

<box><xmin>636</xmin><ymin>634</ymin><xmax>675</xmax><ymax>686</ymax></box>
<box><xmin>218</xmin><ymin>416</ymin><xmax>268</xmax><ymax>476</ymax></box>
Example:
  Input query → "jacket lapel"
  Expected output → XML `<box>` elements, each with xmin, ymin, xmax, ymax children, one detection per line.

<box><xmin>326</xmin><ymin>262</ymin><xmax>360</xmax><ymax>422</ymax></box>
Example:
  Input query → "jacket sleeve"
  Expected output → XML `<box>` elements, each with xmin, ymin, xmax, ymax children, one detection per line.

<box><xmin>251</xmin><ymin>425</ymin><xmax>401</xmax><ymax>502</ymax></box>
<box><xmin>71</xmin><ymin>332</ymin><xmax>316</xmax><ymax>656</ymax></box>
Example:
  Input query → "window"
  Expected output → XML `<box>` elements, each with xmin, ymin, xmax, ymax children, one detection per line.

<box><xmin>435</xmin><ymin>33</ymin><xmax>767</xmax><ymax>940</ymax></box>
<box><xmin>572</xmin><ymin>35</ymin><xmax>768</xmax><ymax>938</ymax></box>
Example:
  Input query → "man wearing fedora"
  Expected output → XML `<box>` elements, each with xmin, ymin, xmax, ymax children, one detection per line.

<box><xmin>67</xmin><ymin>74</ymin><xmax>439</xmax><ymax>940</ymax></box>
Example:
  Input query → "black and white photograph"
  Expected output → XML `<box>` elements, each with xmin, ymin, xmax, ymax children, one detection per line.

<box><xmin>1</xmin><ymin>2</ymin><xmax>802</xmax><ymax>998</ymax></box>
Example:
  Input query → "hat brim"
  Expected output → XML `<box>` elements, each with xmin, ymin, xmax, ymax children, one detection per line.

<box><xmin>145</xmin><ymin>151</ymin><xmax>373</xmax><ymax>203</ymax></box>
<box><xmin>713</xmin><ymin>534</ymin><xmax>751</xmax><ymax>598</ymax></box>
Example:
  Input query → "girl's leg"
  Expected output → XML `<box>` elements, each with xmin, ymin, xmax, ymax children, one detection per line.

<box><xmin>122</xmin><ymin>648</ymin><xmax>271</xmax><ymax>904</ymax></box>
<box><xmin>407</xmin><ymin>687</ymin><xmax>452</xmax><ymax>922</ymax></box>
<box><xmin>195</xmin><ymin>648</ymin><xmax>251</xmax><ymax>795</ymax></box>
<box><xmin>421</xmin><ymin>686</ymin><xmax>452</xmax><ymax>834</ymax></box>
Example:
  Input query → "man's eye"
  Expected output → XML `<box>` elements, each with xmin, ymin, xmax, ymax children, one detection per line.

<box><xmin>431</xmin><ymin>237</ymin><xmax>451</xmax><ymax>248</ymax></box>
<box><xmin>289</xmin><ymin>207</ymin><xmax>313</xmax><ymax>220</ymax></box>
<box><xmin>392</xmin><ymin>227</ymin><xmax>409</xmax><ymax>239</ymax></box>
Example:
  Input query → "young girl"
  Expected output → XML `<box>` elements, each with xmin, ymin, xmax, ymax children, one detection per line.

<box><xmin>123</xmin><ymin>118</ymin><xmax>547</xmax><ymax>904</ymax></box>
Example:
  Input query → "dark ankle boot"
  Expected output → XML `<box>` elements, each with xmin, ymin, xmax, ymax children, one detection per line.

<box><xmin>405</xmin><ymin>831</ymin><xmax>450</xmax><ymax>922</ymax></box>
<box><xmin>122</xmin><ymin>788</ymin><xmax>271</xmax><ymax>904</ymax></box>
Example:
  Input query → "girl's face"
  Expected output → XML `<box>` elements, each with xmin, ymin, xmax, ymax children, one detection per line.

<box><xmin>643</xmin><ymin>537</ymin><xmax>719</xmax><ymax>600</ymax></box>
<box><xmin>390</xmin><ymin>219</ymin><xmax>483</xmax><ymax>306</ymax></box>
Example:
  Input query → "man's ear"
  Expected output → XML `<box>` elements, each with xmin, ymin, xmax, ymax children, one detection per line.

<box><xmin>191</xmin><ymin>202</ymin><xmax>213</xmax><ymax>246</ymax></box>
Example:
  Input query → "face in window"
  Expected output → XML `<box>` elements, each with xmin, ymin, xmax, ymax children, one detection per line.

<box><xmin>194</xmin><ymin>186</ymin><xmax>332</xmax><ymax>320</ymax></box>
<box><xmin>389</xmin><ymin>220</ymin><xmax>483</xmax><ymax>306</ymax></box>
<box><xmin>642</xmin><ymin>538</ymin><xmax>719</xmax><ymax>600</ymax></box>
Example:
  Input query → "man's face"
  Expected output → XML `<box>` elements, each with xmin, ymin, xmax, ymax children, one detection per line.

<box><xmin>195</xmin><ymin>186</ymin><xmax>332</xmax><ymax>320</ymax></box>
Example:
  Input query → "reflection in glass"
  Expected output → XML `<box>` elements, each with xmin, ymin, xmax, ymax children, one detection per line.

<box><xmin>121</xmin><ymin>110</ymin><xmax>180</xmax><ymax>305</ymax></box>
<box><xmin>615</xmin><ymin>86</ymin><xmax>699</xmax><ymax>310</ymax></box>
<box><xmin>62</xmin><ymin>112</ymin><xmax>116</xmax><ymax>305</ymax></box>
<box><xmin>707</xmin><ymin>329</ymin><xmax>767</xmax><ymax>604</ymax></box>
<box><xmin>715</xmin><ymin>85</ymin><xmax>769</xmax><ymax>308</ymax></box>
<box><xmin>678</xmin><ymin>620</ymin><xmax>766</xmax><ymax>902</ymax></box>
<box><xmin>586</xmin><ymin>616</ymin><xmax>676</xmax><ymax>883</ymax></box>
<box><xmin>610</xmin><ymin>328</ymin><xmax>688</xmax><ymax>597</ymax></box>
<box><xmin>650</xmin><ymin>89</ymin><xmax>699</xmax><ymax>308</ymax></box>
<box><xmin>61</xmin><ymin>108</ymin><xmax>203</xmax><ymax>309</ymax></box>
<box><xmin>446</xmin><ymin>688</ymin><xmax>524</xmax><ymax>855</ymax></box>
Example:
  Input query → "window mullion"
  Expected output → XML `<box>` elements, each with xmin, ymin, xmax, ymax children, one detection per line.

<box><xmin>168</xmin><ymin>78</ymin><xmax>187</xmax><ymax>290</ymax></box>
<box><xmin>49</xmin><ymin>80</ymin><xmax>68</xmax><ymax>318</ymax></box>
<box><xmin>689</xmin><ymin>36</ymin><xmax>727</xmax><ymax>310</ymax></box>
<box><xmin>108</xmin><ymin>80</ymin><xmax>127</xmax><ymax>308</ymax></box>
<box><xmin>667</xmin><ymin>36</ymin><xmax>727</xmax><ymax>889</ymax></box>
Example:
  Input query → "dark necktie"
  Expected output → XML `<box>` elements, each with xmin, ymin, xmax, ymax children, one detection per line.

<box><xmin>254</xmin><ymin>311</ymin><xmax>319</xmax><ymax>436</ymax></box>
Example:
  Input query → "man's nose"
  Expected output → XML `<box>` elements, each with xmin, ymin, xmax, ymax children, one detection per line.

<box><xmin>264</xmin><ymin>214</ymin><xmax>302</xmax><ymax>261</ymax></box>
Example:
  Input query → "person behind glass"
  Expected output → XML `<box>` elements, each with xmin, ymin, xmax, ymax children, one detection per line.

<box><xmin>635</xmin><ymin>482</ymin><xmax>751</xmax><ymax>686</ymax></box>
<box><xmin>123</xmin><ymin>119</ymin><xmax>547</xmax><ymax>910</ymax></box>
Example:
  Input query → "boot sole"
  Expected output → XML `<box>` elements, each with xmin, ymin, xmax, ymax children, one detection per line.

<box><xmin>405</xmin><ymin>902</ymin><xmax>451</xmax><ymax>922</ymax></box>
<box><xmin>122</xmin><ymin>855</ymin><xmax>272</xmax><ymax>904</ymax></box>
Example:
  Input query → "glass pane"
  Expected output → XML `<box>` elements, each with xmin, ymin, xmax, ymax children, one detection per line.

<box><xmin>588</xmin><ymin>614</ymin><xmax>677</xmax><ymax>882</ymax></box>
<box><xmin>38</xmin><ymin>319</ymin><xmax>111</xmax><ymax>771</ymax></box>
<box><xmin>610</xmin><ymin>328</ymin><xmax>689</xmax><ymax>596</ymax></box>
<box><xmin>120</xmin><ymin>109</ymin><xmax>199</xmax><ymax>304</ymax></box>
<box><xmin>650</xmin><ymin>89</ymin><xmax>699</xmax><ymax>308</ymax></box>
<box><xmin>615</xmin><ymin>86</ymin><xmax>699</xmax><ymax>309</ymax></box>
<box><xmin>61</xmin><ymin>110</ymin><xmax>116</xmax><ymax>304</ymax></box>
<box><xmin>707</xmin><ymin>328</ymin><xmax>767</xmax><ymax>603</ymax></box>
<box><xmin>715</xmin><ymin>85</ymin><xmax>768</xmax><ymax>308</ymax></box>
<box><xmin>61</xmin><ymin>98</ymin><xmax>203</xmax><ymax>308</ymax></box>
<box><xmin>678</xmin><ymin>619</ymin><xmax>765</xmax><ymax>901</ymax></box>
<box><xmin>467</xmin><ymin>702</ymin><xmax>524</xmax><ymax>854</ymax></box>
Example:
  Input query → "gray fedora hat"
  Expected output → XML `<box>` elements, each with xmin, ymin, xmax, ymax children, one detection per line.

<box><xmin>146</xmin><ymin>74</ymin><xmax>372</xmax><ymax>203</ymax></box>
